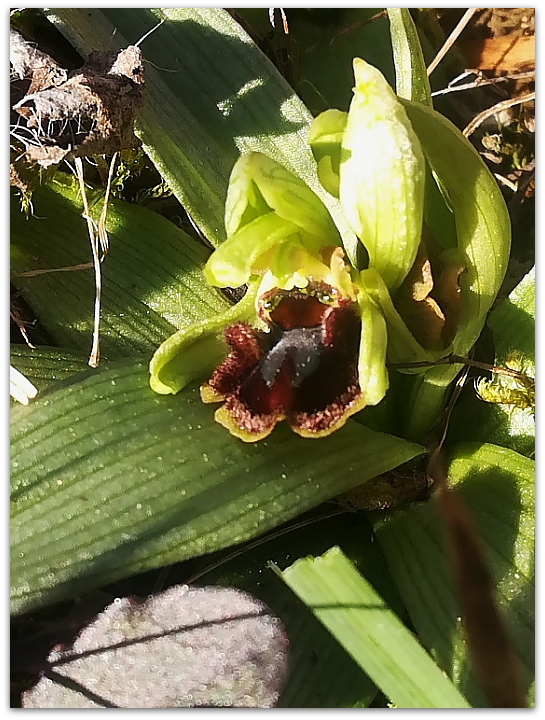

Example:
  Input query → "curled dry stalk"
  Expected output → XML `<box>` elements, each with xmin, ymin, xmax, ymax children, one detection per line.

<box><xmin>391</xmin><ymin>352</ymin><xmax>534</xmax><ymax>385</ymax></box>
<box><xmin>463</xmin><ymin>91</ymin><xmax>536</xmax><ymax>137</ymax></box>
<box><xmin>74</xmin><ymin>153</ymin><xmax>117</xmax><ymax>368</ymax></box>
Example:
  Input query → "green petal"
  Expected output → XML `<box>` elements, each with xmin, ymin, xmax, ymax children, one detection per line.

<box><xmin>340</xmin><ymin>59</ymin><xmax>425</xmax><ymax>291</ymax></box>
<box><xmin>204</xmin><ymin>214</ymin><xmax>301</xmax><ymax>288</ymax></box>
<box><xmin>149</xmin><ymin>282</ymin><xmax>259</xmax><ymax>395</ymax></box>
<box><xmin>224</xmin><ymin>152</ymin><xmax>340</xmax><ymax>243</ymax></box>
<box><xmin>308</xmin><ymin>109</ymin><xmax>348</xmax><ymax>198</ymax></box>
<box><xmin>209</xmin><ymin>152</ymin><xmax>342</xmax><ymax>288</ymax></box>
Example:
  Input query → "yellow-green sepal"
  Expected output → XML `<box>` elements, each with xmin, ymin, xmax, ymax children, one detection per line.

<box><xmin>354</xmin><ymin>277</ymin><xmax>389</xmax><ymax>406</ymax></box>
<box><xmin>308</xmin><ymin>109</ymin><xmax>348</xmax><ymax>198</ymax></box>
<box><xmin>204</xmin><ymin>213</ymin><xmax>301</xmax><ymax>288</ymax></box>
<box><xmin>360</xmin><ymin>268</ymin><xmax>451</xmax><ymax>368</ymax></box>
<box><xmin>149</xmin><ymin>281</ymin><xmax>260</xmax><ymax>395</ymax></box>
<box><xmin>340</xmin><ymin>58</ymin><xmax>425</xmax><ymax>291</ymax></box>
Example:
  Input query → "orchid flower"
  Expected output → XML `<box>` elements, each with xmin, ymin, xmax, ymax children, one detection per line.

<box><xmin>150</xmin><ymin>59</ymin><xmax>510</xmax><ymax>442</ymax></box>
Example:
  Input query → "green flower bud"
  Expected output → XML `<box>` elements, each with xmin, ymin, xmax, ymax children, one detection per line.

<box><xmin>339</xmin><ymin>58</ymin><xmax>425</xmax><ymax>291</ymax></box>
<box><xmin>308</xmin><ymin>59</ymin><xmax>510</xmax><ymax>380</ymax></box>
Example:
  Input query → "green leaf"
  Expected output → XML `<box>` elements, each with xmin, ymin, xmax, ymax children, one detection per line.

<box><xmin>372</xmin><ymin>442</ymin><xmax>535</xmax><ymax>706</ymax></box>
<box><xmin>396</xmin><ymin>99</ymin><xmax>511</xmax><ymax>439</ymax></box>
<box><xmin>10</xmin><ymin>344</ymin><xmax>94</xmax><ymax>395</ymax></box>
<box><xmin>192</xmin><ymin>511</ymin><xmax>398</xmax><ymax>707</ymax></box>
<box><xmin>401</xmin><ymin>100</ymin><xmax>511</xmax><ymax>360</ymax></box>
<box><xmin>387</xmin><ymin>8</ymin><xmax>432</xmax><ymax>106</ymax></box>
<box><xmin>259</xmin><ymin>8</ymin><xmax>396</xmax><ymax>117</ymax></box>
<box><xmin>10</xmin><ymin>358</ymin><xmax>424</xmax><ymax>615</ymax></box>
<box><xmin>10</xmin><ymin>175</ymin><xmax>229</xmax><ymax>357</ymax></box>
<box><xmin>488</xmin><ymin>265</ymin><xmax>535</xmax><ymax>361</ymax></box>
<box><xmin>278</xmin><ymin>547</ymin><xmax>470</xmax><ymax>708</ymax></box>
<box><xmin>447</xmin><ymin>267</ymin><xmax>535</xmax><ymax>457</ymax></box>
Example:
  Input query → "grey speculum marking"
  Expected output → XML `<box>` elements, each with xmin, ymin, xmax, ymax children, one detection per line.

<box><xmin>260</xmin><ymin>326</ymin><xmax>323</xmax><ymax>388</ymax></box>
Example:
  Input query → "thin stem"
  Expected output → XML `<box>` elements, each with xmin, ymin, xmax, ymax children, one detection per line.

<box><xmin>427</xmin><ymin>8</ymin><xmax>480</xmax><ymax>76</ymax></box>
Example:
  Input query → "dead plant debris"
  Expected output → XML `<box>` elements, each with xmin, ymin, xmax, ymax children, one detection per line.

<box><xmin>10</xmin><ymin>28</ymin><xmax>146</xmax><ymax>171</ymax></box>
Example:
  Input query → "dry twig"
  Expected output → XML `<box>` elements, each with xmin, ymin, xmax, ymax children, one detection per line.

<box><xmin>427</xmin><ymin>8</ymin><xmax>481</xmax><ymax>76</ymax></box>
<box><xmin>463</xmin><ymin>91</ymin><xmax>536</xmax><ymax>137</ymax></box>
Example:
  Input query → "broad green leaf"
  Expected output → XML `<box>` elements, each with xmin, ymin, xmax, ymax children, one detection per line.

<box><xmin>279</xmin><ymin>547</ymin><xmax>470</xmax><ymax>708</ymax></box>
<box><xmin>372</xmin><ymin>442</ymin><xmax>535</xmax><ymax>707</ymax></box>
<box><xmin>246</xmin><ymin>8</ymin><xmax>396</xmax><ymax>117</ymax></box>
<box><xmin>46</xmin><ymin>8</ymin><xmax>355</xmax><ymax>251</ymax></box>
<box><xmin>10</xmin><ymin>358</ymin><xmax>425</xmax><ymax>615</ymax></box>
<box><xmin>488</xmin><ymin>265</ymin><xmax>535</xmax><ymax>361</ymax></box>
<box><xmin>10</xmin><ymin>175</ymin><xmax>229</xmax><ymax>357</ymax></box>
<box><xmin>192</xmin><ymin>511</ymin><xmax>400</xmax><ymax>707</ymax></box>
<box><xmin>387</xmin><ymin>8</ymin><xmax>432</xmax><ymax>106</ymax></box>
